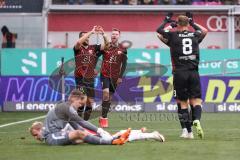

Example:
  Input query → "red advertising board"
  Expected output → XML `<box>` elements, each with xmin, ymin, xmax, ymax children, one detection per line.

<box><xmin>48</xmin><ymin>12</ymin><xmax>240</xmax><ymax>32</ymax></box>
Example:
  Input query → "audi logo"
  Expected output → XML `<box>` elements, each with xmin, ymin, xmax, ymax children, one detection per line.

<box><xmin>207</xmin><ymin>16</ymin><xmax>240</xmax><ymax>32</ymax></box>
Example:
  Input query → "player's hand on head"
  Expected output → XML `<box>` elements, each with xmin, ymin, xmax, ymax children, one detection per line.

<box><xmin>186</xmin><ymin>12</ymin><xmax>194</xmax><ymax>25</ymax></box>
<box><xmin>98</xmin><ymin>26</ymin><xmax>105</xmax><ymax>35</ymax></box>
<box><xmin>170</xmin><ymin>21</ymin><xmax>177</xmax><ymax>28</ymax></box>
<box><xmin>91</xmin><ymin>26</ymin><xmax>98</xmax><ymax>34</ymax></box>
<box><xmin>164</xmin><ymin>12</ymin><xmax>173</xmax><ymax>23</ymax></box>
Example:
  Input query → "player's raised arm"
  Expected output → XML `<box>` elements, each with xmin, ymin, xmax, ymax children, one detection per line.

<box><xmin>74</xmin><ymin>26</ymin><xmax>96</xmax><ymax>50</ymax></box>
<box><xmin>98</xmin><ymin>26</ymin><xmax>110</xmax><ymax>51</ymax></box>
<box><xmin>156</xmin><ymin>12</ymin><xmax>174</xmax><ymax>34</ymax></box>
<box><xmin>186</xmin><ymin>12</ymin><xmax>208</xmax><ymax>38</ymax></box>
<box><xmin>156</xmin><ymin>21</ymin><xmax>177</xmax><ymax>46</ymax></box>
<box><xmin>156</xmin><ymin>33</ymin><xmax>169</xmax><ymax>45</ymax></box>
<box><xmin>194</xmin><ymin>23</ymin><xmax>208</xmax><ymax>38</ymax></box>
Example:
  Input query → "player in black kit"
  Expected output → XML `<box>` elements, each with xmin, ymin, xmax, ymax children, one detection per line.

<box><xmin>156</xmin><ymin>12</ymin><xmax>208</xmax><ymax>139</ymax></box>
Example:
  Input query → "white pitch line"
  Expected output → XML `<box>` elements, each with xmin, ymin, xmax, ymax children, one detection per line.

<box><xmin>0</xmin><ymin>116</ymin><xmax>46</xmax><ymax>128</ymax></box>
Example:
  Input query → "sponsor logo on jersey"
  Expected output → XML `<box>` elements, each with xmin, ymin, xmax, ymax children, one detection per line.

<box><xmin>89</xmin><ymin>50</ymin><xmax>93</xmax><ymax>54</ymax></box>
<box><xmin>179</xmin><ymin>55</ymin><xmax>197</xmax><ymax>60</ymax></box>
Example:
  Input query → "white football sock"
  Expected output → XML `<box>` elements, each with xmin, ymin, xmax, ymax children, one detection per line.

<box><xmin>112</xmin><ymin>130</ymin><xmax>143</xmax><ymax>139</ymax></box>
<box><xmin>128</xmin><ymin>132</ymin><xmax>155</xmax><ymax>142</ymax></box>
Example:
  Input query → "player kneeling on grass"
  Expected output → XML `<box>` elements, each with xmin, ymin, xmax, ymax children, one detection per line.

<box><xmin>29</xmin><ymin>89</ymin><xmax>130</xmax><ymax>145</ymax></box>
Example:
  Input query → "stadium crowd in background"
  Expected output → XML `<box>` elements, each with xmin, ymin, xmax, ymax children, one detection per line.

<box><xmin>52</xmin><ymin>0</ymin><xmax>240</xmax><ymax>5</ymax></box>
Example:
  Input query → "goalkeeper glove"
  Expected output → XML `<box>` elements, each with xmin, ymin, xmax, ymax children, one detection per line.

<box><xmin>170</xmin><ymin>21</ymin><xmax>177</xmax><ymax>28</ymax></box>
<box><xmin>186</xmin><ymin>12</ymin><xmax>194</xmax><ymax>25</ymax></box>
<box><xmin>164</xmin><ymin>12</ymin><xmax>174</xmax><ymax>23</ymax></box>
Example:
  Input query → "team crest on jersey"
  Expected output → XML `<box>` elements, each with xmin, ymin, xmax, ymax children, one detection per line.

<box><xmin>89</xmin><ymin>50</ymin><xmax>93</xmax><ymax>54</ymax></box>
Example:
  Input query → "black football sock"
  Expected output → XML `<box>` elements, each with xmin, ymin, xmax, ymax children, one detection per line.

<box><xmin>190</xmin><ymin>104</ymin><xmax>194</xmax><ymax>125</ymax></box>
<box><xmin>182</xmin><ymin>108</ymin><xmax>192</xmax><ymax>133</ymax></box>
<box><xmin>77</xmin><ymin>107</ymin><xmax>84</xmax><ymax>117</ymax></box>
<box><xmin>193</xmin><ymin>105</ymin><xmax>202</xmax><ymax>121</ymax></box>
<box><xmin>83</xmin><ymin>106</ymin><xmax>92</xmax><ymax>121</ymax></box>
<box><xmin>177</xmin><ymin>103</ymin><xmax>186</xmax><ymax>129</ymax></box>
<box><xmin>83</xmin><ymin>135</ymin><xmax>112</xmax><ymax>145</ymax></box>
<box><xmin>102</xmin><ymin>101</ymin><xmax>111</xmax><ymax>118</ymax></box>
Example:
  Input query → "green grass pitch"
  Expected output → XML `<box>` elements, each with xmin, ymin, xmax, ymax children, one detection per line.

<box><xmin>0</xmin><ymin>112</ymin><xmax>239</xmax><ymax>160</ymax></box>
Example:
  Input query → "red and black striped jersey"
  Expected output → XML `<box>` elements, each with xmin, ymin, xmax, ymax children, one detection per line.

<box><xmin>73</xmin><ymin>45</ymin><xmax>101</xmax><ymax>78</ymax></box>
<box><xmin>101</xmin><ymin>43</ymin><xmax>127</xmax><ymax>79</ymax></box>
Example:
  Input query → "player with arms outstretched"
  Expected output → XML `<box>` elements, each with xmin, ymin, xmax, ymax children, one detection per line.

<box><xmin>156</xmin><ymin>12</ymin><xmax>208</xmax><ymax>139</ymax></box>
<box><xmin>99</xmin><ymin>28</ymin><xmax>128</xmax><ymax>128</ymax></box>
<box><xmin>73</xmin><ymin>26</ymin><xmax>109</xmax><ymax>120</ymax></box>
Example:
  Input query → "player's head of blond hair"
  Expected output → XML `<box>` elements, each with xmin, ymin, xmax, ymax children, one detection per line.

<box><xmin>177</xmin><ymin>15</ymin><xmax>189</xmax><ymax>27</ymax></box>
<box><xmin>29</xmin><ymin>121</ymin><xmax>43</xmax><ymax>135</ymax></box>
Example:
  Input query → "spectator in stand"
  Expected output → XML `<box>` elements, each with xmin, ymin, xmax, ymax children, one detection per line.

<box><xmin>192</xmin><ymin>0</ymin><xmax>205</xmax><ymax>5</ymax></box>
<box><xmin>128</xmin><ymin>0</ymin><xmax>138</xmax><ymax>5</ymax></box>
<box><xmin>0</xmin><ymin>0</ymin><xmax>5</xmax><ymax>7</ymax></box>
<box><xmin>1</xmin><ymin>26</ymin><xmax>17</xmax><ymax>48</ymax></box>
<box><xmin>52</xmin><ymin>0</ymin><xmax>67</xmax><ymax>4</ymax></box>
<box><xmin>158</xmin><ymin>0</ymin><xmax>171</xmax><ymax>4</ymax></box>
<box><xmin>96</xmin><ymin>0</ymin><xmax>110</xmax><ymax>4</ymax></box>
<box><xmin>223</xmin><ymin>0</ymin><xmax>239</xmax><ymax>5</ymax></box>
<box><xmin>176</xmin><ymin>0</ymin><xmax>191</xmax><ymax>4</ymax></box>
<box><xmin>68</xmin><ymin>0</ymin><xmax>85</xmax><ymax>4</ymax></box>
<box><xmin>205</xmin><ymin>0</ymin><xmax>222</xmax><ymax>5</ymax></box>
<box><xmin>140</xmin><ymin>0</ymin><xmax>155</xmax><ymax>5</ymax></box>
<box><xmin>51</xmin><ymin>0</ymin><xmax>240</xmax><ymax>5</ymax></box>
<box><xmin>112</xmin><ymin>0</ymin><xmax>122</xmax><ymax>4</ymax></box>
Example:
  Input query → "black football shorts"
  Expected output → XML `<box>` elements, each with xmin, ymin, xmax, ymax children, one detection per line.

<box><xmin>173</xmin><ymin>70</ymin><xmax>202</xmax><ymax>101</ymax></box>
<box><xmin>75</xmin><ymin>76</ymin><xmax>95</xmax><ymax>98</ymax></box>
<box><xmin>100</xmin><ymin>75</ymin><xmax>117</xmax><ymax>93</ymax></box>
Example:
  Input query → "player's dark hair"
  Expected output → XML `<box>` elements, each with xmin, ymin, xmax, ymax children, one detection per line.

<box><xmin>79</xmin><ymin>31</ymin><xmax>87</xmax><ymax>38</ymax></box>
<box><xmin>1</xmin><ymin>25</ymin><xmax>9</xmax><ymax>35</ymax></box>
<box><xmin>112</xmin><ymin>28</ymin><xmax>121</xmax><ymax>34</ymax></box>
<box><xmin>177</xmin><ymin>15</ymin><xmax>189</xmax><ymax>27</ymax></box>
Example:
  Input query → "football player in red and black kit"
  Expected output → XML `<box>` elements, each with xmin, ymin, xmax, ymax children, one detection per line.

<box><xmin>99</xmin><ymin>28</ymin><xmax>127</xmax><ymax>128</ymax></box>
<box><xmin>73</xmin><ymin>26</ymin><xmax>109</xmax><ymax>121</ymax></box>
<box><xmin>156</xmin><ymin>13</ymin><xmax>208</xmax><ymax>139</ymax></box>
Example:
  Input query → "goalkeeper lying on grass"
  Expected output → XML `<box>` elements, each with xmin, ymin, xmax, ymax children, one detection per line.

<box><xmin>29</xmin><ymin>89</ymin><xmax>165</xmax><ymax>146</ymax></box>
